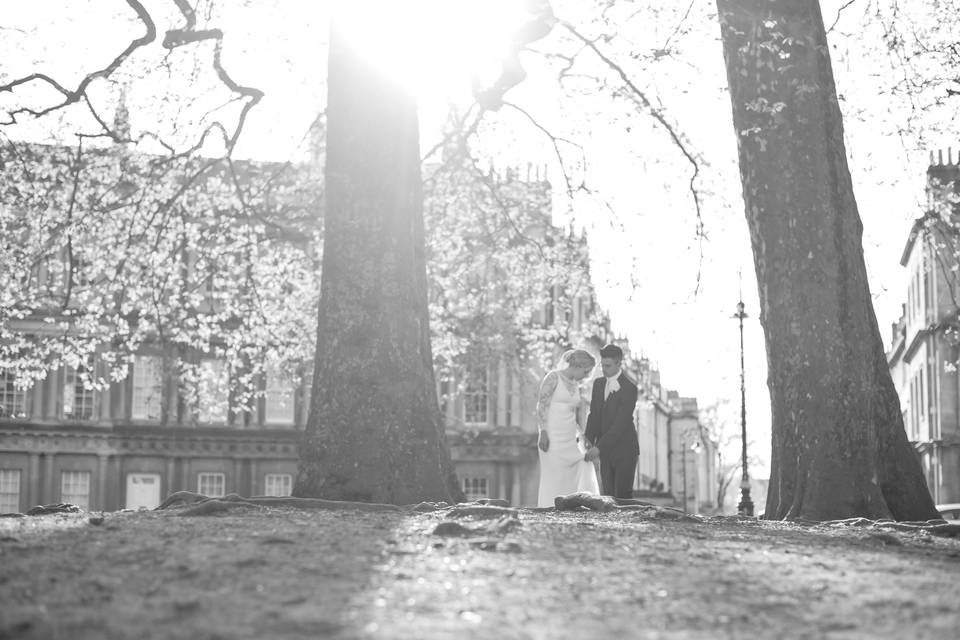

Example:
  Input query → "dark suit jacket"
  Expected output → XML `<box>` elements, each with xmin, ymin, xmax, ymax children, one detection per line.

<box><xmin>584</xmin><ymin>372</ymin><xmax>639</xmax><ymax>461</ymax></box>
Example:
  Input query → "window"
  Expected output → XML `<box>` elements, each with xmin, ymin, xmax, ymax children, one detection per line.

<box><xmin>60</xmin><ymin>471</ymin><xmax>90</xmax><ymax>510</ymax></box>
<box><xmin>197</xmin><ymin>472</ymin><xmax>225</xmax><ymax>497</ymax></box>
<box><xmin>0</xmin><ymin>469</ymin><xmax>21</xmax><ymax>513</ymax></box>
<box><xmin>503</xmin><ymin>366</ymin><xmax>518</xmax><ymax>428</ymax></box>
<box><xmin>462</xmin><ymin>477</ymin><xmax>488</xmax><ymax>501</ymax></box>
<box><xmin>438</xmin><ymin>377</ymin><xmax>452</xmax><ymax>417</ymax></box>
<box><xmin>915</xmin><ymin>269</ymin><xmax>922</xmax><ymax>316</ymax></box>
<box><xmin>919</xmin><ymin>368</ymin><xmax>926</xmax><ymax>419</ymax></box>
<box><xmin>69</xmin><ymin>256</ymin><xmax>91</xmax><ymax>289</ymax></box>
<box><xmin>929</xmin><ymin>362</ymin><xmax>938</xmax><ymax>437</ymax></box>
<box><xmin>264</xmin><ymin>368</ymin><xmax>295</xmax><ymax>425</ymax></box>
<box><xmin>0</xmin><ymin>370</ymin><xmax>27</xmax><ymax>419</ymax></box>
<box><xmin>63</xmin><ymin>364</ymin><xmax>96</xmax><ymax>420</ymax></box>
<box><xmin>264</xmin><ymin>473</ymin><xmax>293</xmax><ymax>497</ymax></box>
<box><xmin>545</xmin><ymin>286</ymin><xmax>556</xmax><ymax>326</ymax></box>
<box><xmin>463</xmin><ymin>367</ymin><xmax>489</xmax><ymax>426</ymax></box>
<box><xmin>202</xmin><ymin>268</ymin><xmax>222</xmax><ymax>307</ymax></box>
<box><xmin>131</xmin><ymin>355</ymin><xmax>162</xmax><ymax>420</ymax></box>
<box><xmin>910</xmin><ymin>373</ymin><xmax>921</xmax><ymax>441</ymax></box>
<box><xmin>197</xmin><ymin>359</ymin><xmax>228</xmax><ymax>424</ymax></box>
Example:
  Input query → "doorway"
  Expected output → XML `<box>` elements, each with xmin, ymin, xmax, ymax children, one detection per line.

<box><xmin>125</xmin><ymin>473</ymin><xmax>161</xmax><ymax>509</ymax></box>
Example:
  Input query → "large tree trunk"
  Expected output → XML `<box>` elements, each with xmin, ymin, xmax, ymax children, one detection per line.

<box><xmin>715</xmin><ymin>0</ymin><xmax>937</xmax><ymax>521</ymax></box>
<box><xmin>294</xmin><ymin>8</ymin><xmax>457</xmax><ymax>504</ymax></box>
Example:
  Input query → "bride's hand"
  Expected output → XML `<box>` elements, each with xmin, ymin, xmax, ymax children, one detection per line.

<box><xmin>538</xmin><ymin>430</ymin><xmax>550</xmax><ymax>452</ymax></box>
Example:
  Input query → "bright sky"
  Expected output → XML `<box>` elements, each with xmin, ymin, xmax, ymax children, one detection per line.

<box><xmin>5</xmin><ymin>0</ymin><xmax>947</xmax><ymax>478</ymax></box>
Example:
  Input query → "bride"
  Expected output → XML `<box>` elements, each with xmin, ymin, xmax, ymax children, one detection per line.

<box><xmin>536</xmin><ymin>349</ymin><xmax>601</xmax><ymax>507</ymax></box>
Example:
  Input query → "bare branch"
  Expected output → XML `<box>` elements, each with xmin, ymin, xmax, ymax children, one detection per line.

<box><xmin>162</xmin><ymin>1</ymin><xmax>264</xmax><ymax>154</ymax></box>
<box><xmin>473</xmin><ymin>1</ymin><xmax>556</xmax><ymax>110</ymax></box>
<box><xmin>420</xmin><ymin>103</ymin><xmax>486</xmax><ymax>167</ymax></box>
<box><xmin>502</xmin><ymin>101</ymin><xmax>585</xmax><ymax>196</ymax></box>
<box><xmin>560</xmin><ymin>20</ymin><xmax>706</xmax><ymax>293</ymax></box>
<box><xmin>661</xmin><ymin>0</ymin><xmax>697</xmax><ymax>54</ymax></box>
<box><xmin>827</xmin><ymin>0</ymin><xmax>859</xmax><ymax>35</ymax></box>
<box><xmin>61</xmin><ymin>139</ymin><xmax>85</xmax><ymax>311</ymax></box>
<box><xmin>0</xmin><ymin>0</ymin><xmax>156</xmax><ymax>126</ymax></box>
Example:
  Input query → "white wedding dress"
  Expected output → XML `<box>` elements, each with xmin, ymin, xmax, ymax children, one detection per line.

<box><xmin>537</xmin><ymin>372</ymin><xmax>601</xmax><ymax>508</ymax></box>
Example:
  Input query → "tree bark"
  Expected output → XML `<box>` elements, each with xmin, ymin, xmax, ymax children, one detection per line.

<box><xmin>294</xmin><ymin>7</ymin><xmax>457</xmax><ymax>504</ymax></box>
<box><xmin>715</xmin><ymin>0</ymin><xmax>937</xmax><ymax>521</ymax></box>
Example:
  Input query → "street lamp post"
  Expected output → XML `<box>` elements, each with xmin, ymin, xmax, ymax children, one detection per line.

<box><xmin>733</xmin><ymin>299</ymin><xmax>754</xmax><ymax>517</ymax></box>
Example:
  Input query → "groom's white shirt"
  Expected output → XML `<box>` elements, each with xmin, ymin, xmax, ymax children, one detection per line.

<box><xmin>603</xmin><ymin>373</ymin><xmax>620</xmax><ymax>400</ymax></box>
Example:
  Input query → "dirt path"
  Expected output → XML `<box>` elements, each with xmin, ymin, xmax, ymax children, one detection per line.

<box><xmin>2</xmin><ymin>507</ymin><xmax>959</xmax><ymax>639</ymax></box>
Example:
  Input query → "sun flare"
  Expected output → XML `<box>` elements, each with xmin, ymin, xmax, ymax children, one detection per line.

<box><xmin>334</xmin><ymin>0</ymin><xmax>531</xmax><ymax>99</ymax></box>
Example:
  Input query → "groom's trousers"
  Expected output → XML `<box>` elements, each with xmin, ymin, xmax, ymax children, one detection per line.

<box><xmin>600</xmin><ymin>455</ymin><xmax>638</xmax><ymax>500</ymax></box>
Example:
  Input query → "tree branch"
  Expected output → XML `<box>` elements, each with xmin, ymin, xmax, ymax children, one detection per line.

<box><xmin>162</xmin><ymin>0</ymin><xmax>264</xmax><ymax>154</ymax></box>
<box><xmin>559</xmin><ymin>20</ymin><xmax>705</xmax><ymax>294</ymax></box>
<box><xmin>502</xmin><ymin>100</ymin><xmax>585</xmax><ymax>196</ymax></box>
<box><xmin>0</xmin><ymin>0</ymin><xmax>156</xmax><ymax>126</ymax></box>
<box><xmin>827</xmin><ymin>0</ymin><xmax>859</xmax><ymax>35</ymax></box>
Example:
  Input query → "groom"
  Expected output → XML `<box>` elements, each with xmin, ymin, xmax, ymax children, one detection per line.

<box><xmin>584</xmin><ymin>344</ymin><xmax>639</xmax><ymax>500</ymax></box>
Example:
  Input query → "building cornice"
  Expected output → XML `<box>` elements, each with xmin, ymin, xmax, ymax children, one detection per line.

<box><xmin>900</xmin><ymin>218</ymin><xmax>925</xmax><ymax>266</ymax></box>
<box><xmin>0</xmin><ymin>422</ymin><xmax>300</xmax><ymax>458</ymax></box>
<box><xmin>902</xmin><ymin>327</ymin><xmax>930</xmax><ymax>362</ymax></box>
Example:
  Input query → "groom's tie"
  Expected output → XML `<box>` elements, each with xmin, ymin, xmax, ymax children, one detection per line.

<box><xmin>604</xmin><ymin>375</ymin><xmax>619</xmax><ymax>400</ymax></box>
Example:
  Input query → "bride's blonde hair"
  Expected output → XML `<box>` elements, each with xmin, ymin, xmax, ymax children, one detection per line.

<box><xmin>559</xmin><ymin>349</ymin><xmax>596</xmax><ymax>370</ymax></box>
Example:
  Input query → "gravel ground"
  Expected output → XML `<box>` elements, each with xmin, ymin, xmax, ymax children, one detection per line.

<box><xmin>1</xmin><ymin>505</ymin><xmax>959</xmax><ymax>640</ymax></box>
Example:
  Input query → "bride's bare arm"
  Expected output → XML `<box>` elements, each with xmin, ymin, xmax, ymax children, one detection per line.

<box><xmin>537</xmin><ymin>371</ymin><xmax>558</xmax><ymax>452</ymax></box>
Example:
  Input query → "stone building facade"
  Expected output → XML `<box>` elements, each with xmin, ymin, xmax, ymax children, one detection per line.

<box><xmin>0</xmin><ymin>318</ymin><xmax>305</xmax><ymax>513</ymax></box>
<box><xmin>886</xmin><ymin>151</ymin><xmax>960</xmax><ymax>506</ymax></box>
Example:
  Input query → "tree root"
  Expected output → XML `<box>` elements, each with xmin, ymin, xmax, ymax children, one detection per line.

<box><xmin>158</xmin><ymin>492</ymin><xmax>528</xmax><ymax>516</ymax></box>
<box><xmin>467</xmin><ymin>498</ymin><xmax>511</xmax><ymax>508</ymax></box>
<box><xmin>632</xmin><ymin>506</ymin><xmax>703</xmax><ymax>522</ymax></box>
<box><xmin>448</xmin><ymin>505</ymin><xmax>520</xmax><ymax>519</ymax></box>
<box><xmin>407</xmin><ymin>501</ymin><xmax>451</xmax><ymax>512</ymax></box>
<box><xmin>820</xmin><ymin>517</ymin><xmax>960</xmax><ymax>538</ymax></box>
<box><xmin>433</xmin><ymin>515</ymin><xmax>521</xmax><ymax>537</ymax></box>
<box><xmin>551</xmin><ymin>493</ymin><xmax>704</xmax><ymax>522</ymax></box>
<box><xmin>156</xmin><ymin>491</ymin><xmax>209</xmax><ymax>509</ymax></box>
<box><xmin>178</xmin><ymin>500</ymin><xmax>259</xmax><ymax>517</ymax></box>
<box><xmin>157</xmin><ymin>491</ymin><xmax>404</xmax><ymax>515</ymax></box>
<box><xmin>25</xmin><ymin>503</ymin><xmax>81</xmax><ymax>516</ymax></box>
<box><xmin>554</xmin><ymin>492</ymin><xmax>619</xmax><ymax>512</ymax></box>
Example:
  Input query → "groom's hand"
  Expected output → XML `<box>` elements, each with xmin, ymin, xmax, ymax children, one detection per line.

<box><xmin>538</xmin><ymin>430</ymin><xmax>550</xmax><ymax>452</ymax></box>
<box><xmin>584</xmin><ymin>447</ymin><xmax>600</xmax><ymax>462</ymax></box>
